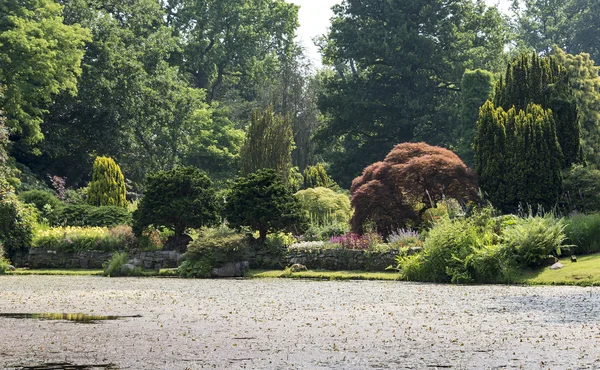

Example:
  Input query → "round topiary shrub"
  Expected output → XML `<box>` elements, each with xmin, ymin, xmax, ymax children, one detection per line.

<box><xmin>87</xmin><ymin>156</ymin><xmax>127</xmax><ymax>207</ymax></box>
<box><xmin>133</xmin><ymin>167</ymin><xmax>219</xmax><ymax>251</ymax></box>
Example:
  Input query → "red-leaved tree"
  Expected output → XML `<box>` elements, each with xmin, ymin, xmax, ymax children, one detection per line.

<box><xmin>350</xmin><ymin>142</ymin><xmax>478</xmax><ymax>235</ymax></box>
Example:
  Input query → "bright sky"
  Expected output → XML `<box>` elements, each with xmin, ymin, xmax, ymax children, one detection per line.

<box><xmin>286</xmin><ymin>0</ymin><xmax>513</xmax><ymax>67</ymax></box>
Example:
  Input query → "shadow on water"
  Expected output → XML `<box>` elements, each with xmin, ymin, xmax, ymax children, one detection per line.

<box><xmin>0</xmin><ymin>312</ymin><xmax>141</xmax><ymax>323</ymax></box>
<box><xmin>17</xmin><ymin>362</ymin><xmax>118</xmax><ymax>370</ymax></box>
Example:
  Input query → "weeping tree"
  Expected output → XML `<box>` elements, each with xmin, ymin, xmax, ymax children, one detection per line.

<box><xmin>350</xmin><ymin>143</ymin><xmax>478</xmax><ymax>236</ymax></box>
<box><xmin>86</xmin><ymin>156</ymin><xmax>127</xmax><ymax>207</ymax></box>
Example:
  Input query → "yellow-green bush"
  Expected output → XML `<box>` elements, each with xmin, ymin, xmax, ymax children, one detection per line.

<box><xmin>87</xmin><ymin>156</ymin><xmax>127</xmax><ymax>207</ymax></box>
<box><xmin>33</xmin><ymin>226</ymin><xmax>137</xmax><ymax>252</ymax></box>
<box><xmin>295</xmin><ymin>187</ymin><xmax>352</xmax><ymax>225</ymax></box>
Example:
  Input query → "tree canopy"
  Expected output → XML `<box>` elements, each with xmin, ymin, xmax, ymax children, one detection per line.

<box><xmin>315</xmin><ymin>0</ymin><xmax>508</xmax><ymax>187</ymax></box>
<box><xmin>0</xmin><ymin>0</ymin><xmax>90</xmax><ymax>145</ymax></box>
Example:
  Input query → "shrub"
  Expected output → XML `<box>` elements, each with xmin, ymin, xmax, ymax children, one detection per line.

<box><xmin>501</xmin><ymin>215</ymin><xmax>566</xmax><ymax>267</ymax></box>
<box><xmin>179</xmin><ymin>227</ymin><xmax>248</xmax><ymax>278</ymax></box>
<box><xmin>303</xmin><ymin>164</ymin><xmax>337</xmax><ymax>189</ymax></box>
<box><xmin>18</xmin><ymin>190</ymin><xmax>62</xmax><ymax>213</ymax></box>
<box><xmin>32</xmin><ymin>226</ymin><xmax>138</xmax><ymax>252</ymax></box>
<box><xmin>398</xmin><ymin>218</ymin><xmax>480</xmax><ymax>283</ymax></box>
<box><xmin>564</xmin><ymin>213</ymin><xmax>600</xmax><ymax>255</ymax></box>
<box><xmin>0</xmin><ymin>195</ymin><xmax>37</xmax><ymax>259</ymax></box>
<box><xmin>133</xmin><ymin>167</ymin><xmax>218</xmax><ymax>248</ymax></box>
<box><xmin>562</xmin><ymin>165</ymin><xmax>600</xmax><ymax>214</ymax></box>
<box><xmin>53</xmin><ymin>204</ymin><xmax>131</xmax><ymax>227</ymax></box>
<box><xmin>103</xmin><ymin>252</ymin><xmax>138</xmax><ymax>277</ymax></box>
<box><xmin>288</xmin><ymin>241</ymin><xmax>328</xmax><ymax>251</ymax></box>
<box><xmin>225</xmin><ymin>169</ymin><xmax>305</xmax><ymax>244</ymax></box>
<box><xmin>462</xmin><ymin>244</ymin><xmax>512</xmax><ymax>284</ymax></box>
<box><xmin>295</xmin><ymin>187</ymin><xmax>352</xmax><ymax>225</ymax></box>
<box><xmin>0</xmin><ymin>243</ymin><xmax>11</xmax><ymax>273</ymax></box>
<box><xmin>350</xmin><ymin>142</ymin><xmax>477</xmax><ymax>236</ymax></box>
<box><xmin>387</xmin><ymin>228</ymin><xmax>423</xmax><ymax>249</ymax></box>
<box><xmin>87</xmin><ymin>156</ymin><xmax>127</xmax><ymax>207</ymax></box>
<box><xmin>302</xmin><ymin>221</ymin><xmax>349</xmax><ymax>241</ymax></box>
<box><xmin>329</xmin><ymin>232</ymin><xmax>382</xmax><ymax>250</ymax></box>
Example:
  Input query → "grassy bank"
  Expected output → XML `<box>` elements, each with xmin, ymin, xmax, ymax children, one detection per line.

<box><xmin>513</xmin><ymin>253</ymin><xmax>600</xmax><ymax>286</ymax></box>
<box><xmin>5</xmin><ymin>253</ymin><xmax>600</xmax><ymax>285</ymax></box>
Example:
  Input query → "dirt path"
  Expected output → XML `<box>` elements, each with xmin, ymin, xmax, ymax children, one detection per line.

<box><xmin>0</xmin><ymin>276</ymin><xmax>599</xmax><ymax>369</ymax></box>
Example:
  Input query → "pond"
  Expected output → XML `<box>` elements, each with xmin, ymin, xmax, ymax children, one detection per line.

<box><xmin>0</xmin><ymin>276</ymin><xmax>599</xmax><ymax>369</ymax></box>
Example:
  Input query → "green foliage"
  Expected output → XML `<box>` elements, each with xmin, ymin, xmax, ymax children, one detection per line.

<box><xmin>18</xmin><ymin>189</ymin><xmax>62</xmax><ymax>213</ymax></box>
<box><xmin>87</xmin><ymin>157</ymin><xmax>127</xmax><ymax>207</ymax></box>
<box><xmin>224</xmin><ymin>169</ymin><xmax>305</xmax><ymax>244</ymax></box>
<box><xmin>133</xmin><ymin>167</ymin><xmax>218</xmax><ymax>238</ymax></box>
<box><xmin>102</xmin><ymin>252</ymin><xmax>140</xmax><ymax>277</ymax></box>
<box><xmin>398</xmin><ymin>218</ymin><xmax>482</xmax><ymax>283</ymax></box>
<box><xmin>398</xmin><ymin>209</ymin><xmax>567</xmax><ymax>283</ymax></box>
<box><xmin>475</xmin><ymin>102</ymin><xmax>564</xmax><ymax>213</ymax></box>
<box><xmin>33</xmin><ymin>226</ymin><xmax>137</xmax><ymax>252</ymax></box>
<box><xmin>303</xmin><ymin>221</ymin><xmax>350</xmax><ymax>241</ymax></box>
<box><xmin>502</xmin><ymin>215</ymin><xmax>566</xmax><ymax>268</ymax></box>
<box><xmin>315</xmin><ymin>0</ymin><xmax>509</xmax><ymax>186</ymax></box>
<box><xmin>458</xmin><ymin>69</ymin><xmax>495</xmax><ymax>166</ymax></box>
<box><xmin>171</xmin><ymin>0</ymin><xmax>299</xmax><ymax>100</ymax></box>
<box><xmin>0</xmin><ymin>116</ymin><xmax>14</xmax><ymax>196</ymax></box>
<box><xmin>0</xmin><ymin>194</ymin><xmax>36</xmax><ymax>258</ymax></box>
<box><xmin>493</xmin><ymin>53</ymin><xmax>582</xmax><ymax>168</ymax></box>
<box><xmin>302</xmin><ymin>164</ymin><xmax>337</xmax><ymax>190</ymax></box>
<box><xmin>0</xmin><ymin>255</ymin><xmax>11</xmax><ymax>274</ymax></box>
<box><xmin>294</xmin><ymin>187</ymin><xmax>351</xmax><ymax>226</ymax></box>
<box><xmin>53</xmin><ymin>204</ymin><xmax>131</xmax><ymax>227</ymax></box>
<box><xmin>562</xmin><ymin>165</ymin><xmax>600</xmax><ymax>214</ymax></box>
<box><xmin>239</xmin><ymin>106</ymin><xmax>295</xmax><ymax>182</ymax></box>
<box><xmin>564</xmin><ymin>213</ymin><xmax>600</xmax><ymax>255</ymax></box>
<box><xmin>0</xmin><ymin>0</ymin><xmax>90</xmax><ymax>145</ymax></box>
<box><xmin>179</xmin><ymin>227</ymin><xmax>248</xmax><ymax>278</ymax></box>
<box><xmin>553</xmin><ymin>49</ymin><xmax>600</xmax><ymax>168</ymax></box>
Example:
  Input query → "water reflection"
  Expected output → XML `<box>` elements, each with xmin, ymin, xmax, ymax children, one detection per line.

<box><xmin>0</xmin><ymin>312</ymin><xmax>141</xmax><ymax>323</ymax></box>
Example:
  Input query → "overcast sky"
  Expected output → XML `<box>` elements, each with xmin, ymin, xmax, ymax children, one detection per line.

<box><xmin>286</xmin><ymin>0</ymin><xmax>513</xmax><ymax>67</ymax></box>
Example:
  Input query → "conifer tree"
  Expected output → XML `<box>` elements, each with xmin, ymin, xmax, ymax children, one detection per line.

<box><xmin>302</xmin><ymin>164</ymin><xmax>336</xmax><ymax>189</ymax></box>
<box><xmin>493</xmin><ymin>53</ymin><xmax>582</xmax><ymax>167</ymax></box>
<box><xmin>458</xmin><ymin>69</ymin><xmax>495</xmax><ymax>167</ymax></box>
<box><xmin>87</xmin><ymin>156</ymin><xmax>127</xmax><ymax>207</ymax></box>
<box><xmin>475</xmin><ymin>103</ymin><xmax>563</xmax><ymax>212</ymax></box>
<box><xmin>552</xmin><ymin>48</ymin><xmax>600</xmax><ymax>168</ymax></box>
<box><xmin>239</xmin><ymin>106</ymin><xmax>295</xmax><ymax>183</ymax></box>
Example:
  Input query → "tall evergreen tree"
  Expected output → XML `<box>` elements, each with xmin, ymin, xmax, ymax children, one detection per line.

<box><xmin>493</xmin><ymin>53</ymin><xmax>582</xmax><ymax>167</ymax></box>
<box><xmin>475</xmin><ymin>102</ymin><xmax>564</xmax><ymax>212</ymax></box>
<box><xmin>87</xmin><ymin>156</ymin><xmax>127</xmax><ymax>207</ymax></box>
<box><xmin>458</xmin><ymin>69</ymin><xmax>495</xmax><ymax>166</ymax></box>
<box><xmin>552</xmin><ymin>48</ymin><xmax>600</xmax><ymax>168</ymax></box>
<box><xmin>239</xmin><ymin>106</ymin><xmax>295</xmax><ymax>182</ymax></box>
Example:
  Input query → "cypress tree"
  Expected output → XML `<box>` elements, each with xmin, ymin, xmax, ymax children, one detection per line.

<box><xmin>87</xmin><ymin>156</ymin><xmax>127</xmax><ymax>207</ymax></box>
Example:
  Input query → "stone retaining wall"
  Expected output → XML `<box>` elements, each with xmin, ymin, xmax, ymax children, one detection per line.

<box><xmin>251</xmin><ymin>247</ymin><xmax>422</xmax><ymax>271</ymax></box>
<box><xmin>13</xmin><ymin>247</ymin><xmax>420</xmax><ymax>272</ymax></box>
<box><xmin>13</xmin><ymin>249</ymin><xmax>183</xmax><ymax>269</ymax></box>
